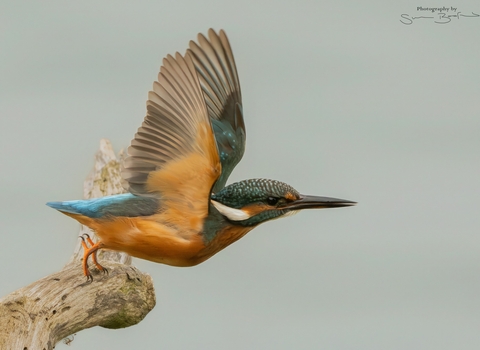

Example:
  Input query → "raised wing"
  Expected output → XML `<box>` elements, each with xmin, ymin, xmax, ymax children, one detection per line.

<box><xmin>188</xmin><ymin>29</ymin><xmax>246</xmax><ymax>193</ymax></box>
<box><xmin>122</xmin><ymin>51</ymin><xmax>221</xmax><ymax>228</ymax></box>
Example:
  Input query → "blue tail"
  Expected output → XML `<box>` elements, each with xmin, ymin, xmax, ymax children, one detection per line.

<box><xmin>47</xmin><ymin>193</ymin><xmax>159</xmax><ymax>218</ymax></box>
<box><xmin>46</xmin><ymin>201</ymin><xmax>85</xmax><ymax>215</ymax></box>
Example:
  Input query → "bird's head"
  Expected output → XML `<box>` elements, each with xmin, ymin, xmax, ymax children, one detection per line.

<box><xmin>210</xmin><ymin>179</ymin><xmax>355</xmax><ymax>227</ymax></box>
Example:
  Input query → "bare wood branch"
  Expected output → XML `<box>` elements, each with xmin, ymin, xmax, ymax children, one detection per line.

<box><xmin>0</xmin><ymin>139</ymin><xmax>156</xmax><ymax>350</ymax></box>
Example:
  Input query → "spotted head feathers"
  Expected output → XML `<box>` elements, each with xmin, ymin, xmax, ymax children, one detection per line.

<box><xmin>210</xmin><ymin>179</ymin><xmax>301</xmax><ymax>226</ymax></box>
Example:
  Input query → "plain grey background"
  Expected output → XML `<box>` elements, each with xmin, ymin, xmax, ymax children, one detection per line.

<box><xmin>1</xmin><ymin>1</ymin><xmax>479</xmax><ymax>349</ymax></box>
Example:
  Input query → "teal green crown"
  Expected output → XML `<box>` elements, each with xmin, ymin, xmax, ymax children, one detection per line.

<box><xmin>212</xmin><ymin>178</ymin><xmax>300</xmax><ymax>209</ymax></box>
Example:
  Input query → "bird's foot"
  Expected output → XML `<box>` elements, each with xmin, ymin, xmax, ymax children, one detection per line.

<box><xmin>80</xmin><ymin>234</ymin><xmax>107</xmax><ymax>280</ymax></box>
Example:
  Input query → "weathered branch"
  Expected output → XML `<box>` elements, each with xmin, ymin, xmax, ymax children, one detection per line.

<box><xmin>0</xmin><ymin>139</ymin><xmax>156</xmax><ymax>350</ymax></box>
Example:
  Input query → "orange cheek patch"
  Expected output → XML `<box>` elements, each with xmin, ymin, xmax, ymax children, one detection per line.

<box><xmin>284</xmin><ymin>192</ymin><xmax>298</xmax><ymax>201</ymax></box>
<box><xmin>242</xmin><ymin>203</ymin><xmax>270</xmax><ymax>216</ymax></box>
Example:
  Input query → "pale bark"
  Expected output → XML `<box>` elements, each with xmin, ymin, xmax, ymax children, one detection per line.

<box><xmin>0</xmin><ymin>139</ymin><xmax>156</xmax><ymax>350</ymax></box>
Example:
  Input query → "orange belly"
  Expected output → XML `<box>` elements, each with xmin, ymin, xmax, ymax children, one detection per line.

<box><xmin>65</xmin><ymin>212</ymin><xmax>253</xmax><ymax>267</ymax></box>
<box><xmin>66</xmin><ymin>213</ymin><xmax>205</xmax><ymax>266</ymax></box>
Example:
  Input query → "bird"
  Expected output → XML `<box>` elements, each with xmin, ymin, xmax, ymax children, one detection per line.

<box><xmin>47</xmin><ymin>29</ymin><xmax>356</xmax><ymax>280</ymax></box>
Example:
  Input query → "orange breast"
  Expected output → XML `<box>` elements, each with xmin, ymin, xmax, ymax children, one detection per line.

<box><xmin>64</xmin><ymin>212</ymin><xmax>253</xmax><ymax>267</ymax></box>
<box><xmin>192</xmin><ymin>225</ymin><xmax>254</xmax><ymax>264</ymax></box>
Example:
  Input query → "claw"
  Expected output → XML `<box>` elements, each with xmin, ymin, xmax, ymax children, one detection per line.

<box><xmin>83</xmin><ymin>233</ymin><xmax>93</xmax><ymax>245</ymax></box>
<box><xmin>91</xmin><ymin>252</ymin><xmax>106</xmax><ymax>273</ymax></box>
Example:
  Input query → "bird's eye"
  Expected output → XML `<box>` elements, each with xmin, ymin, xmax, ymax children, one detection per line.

<box><xmin>266</xmin><ymin>197</ymin><xmax>279</xmax><ymax>206</ymax></box>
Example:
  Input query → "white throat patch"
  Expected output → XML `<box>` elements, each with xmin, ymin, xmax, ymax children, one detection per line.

<box><xmin>211</xmin><ymin>200</ymin><xmax>252</xmax><ymax>221</ymax></box>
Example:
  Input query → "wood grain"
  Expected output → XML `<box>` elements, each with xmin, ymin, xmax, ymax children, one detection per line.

<box><xmin>0</xmin><ymin>139</ymin><xmax>156</xmax><ymax>350</ymax></box>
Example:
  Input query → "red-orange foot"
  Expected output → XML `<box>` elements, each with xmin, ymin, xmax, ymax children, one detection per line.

<box><xmin>83</xmin><ymin>234</ymin><xmax>108</xmax><ymax>274</ymax></box>
<box><xmin>80</xmin><ymin>234</ymin><xmax>106</xmax><ymax>281</ymax></box>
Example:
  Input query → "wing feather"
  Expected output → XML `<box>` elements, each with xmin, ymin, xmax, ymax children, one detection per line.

<box><xmin>188</xmin><ymin>29</ymin><xmax>246</xmax><ymax>191</ymax></box>
<box><xmin>121</xmin><ymin>29</ymin><xmax>244</xmax><ymax>233</ymax></box>
<box><xmin>122</xmin><ymin>52</ymin><xmax>219</xmax><ymax>200</ymax></box>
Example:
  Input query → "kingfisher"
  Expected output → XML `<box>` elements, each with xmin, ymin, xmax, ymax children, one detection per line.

<box><xmin>47</xmin><ymin>29</ymin><xmax>356</xmax><ymax>280</ymax></box>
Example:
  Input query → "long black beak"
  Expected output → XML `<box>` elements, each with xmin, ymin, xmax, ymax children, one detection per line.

<box><xmin>283</xmin><ymin>195</ymin><xmax>356</xmax><ymax>210</ymax></box>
